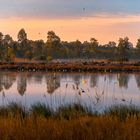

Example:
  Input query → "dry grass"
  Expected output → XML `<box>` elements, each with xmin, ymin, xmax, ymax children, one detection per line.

<box><xmin>0</xmin><ymin>116</ymin><xmax>140</xmax><ymax>140</ymax></box>
<box><xmin>0</xmin><ymin>103</ymin><xmax>139</xmax><ymax>139</ymax></box>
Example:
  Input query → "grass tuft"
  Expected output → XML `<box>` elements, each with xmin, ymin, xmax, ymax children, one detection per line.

<box><xmin>0</xmin><ymin>102</ymin><xmax>27</xmax><ymax>118</ymax></box>
<box><xmin>104</xmin><ymin>105</ymin><xmax>140</xmax><ymax>121</ymax></box>
<box><xmin>30</xmin><ymin>103</ymin><xmax>53</xmax><ymax>118</ymax></box>
<box><xmin>56</xmin><ymin>103</ymin><xmax>92</xmax><ymax>120</ymax></box>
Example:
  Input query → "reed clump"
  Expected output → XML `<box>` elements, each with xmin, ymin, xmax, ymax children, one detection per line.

<box><xmin>56</xmin><ymin>103</ymin><xmax>93</xmax><ymax>120</ymax></box>
<box><xmin>30</xmin><ymin>103</ymin><xmax>52</xmax><ymax>118</ymax></box>
<box><xmin>104</xmin><ymin>105</ymin><xmax>140</xmax><ymax>121</ymax></box>
<box><xmin>0</xmin><ymin>102</ymin><xmax>27</xmax><ymax>118</ymax></box>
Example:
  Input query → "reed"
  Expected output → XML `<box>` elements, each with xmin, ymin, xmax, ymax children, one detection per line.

<box><xmin>104</xmin><ymin>105</ymin><xmax>140</xmax><ymax>121</ymax></box>
<box><xmin>0</xmin><ymin>115</ymin><xmax>140</xmax><ymax>140</ymax></box>
<box><xmin>0</xmin><ymin>102</ymin><xmax>27</xmax><ymax>118</ymax></box>
<box><xmin>56</xmin><ymin>103</ymin><xmax>93</xmax><ymax>120</ymax></box>
<box><xmin>0</xmin><ymin>102</ymin><xmax>139</xmax><ymax>139</ymax></box>
<box><xmin>30</xmin><ymin>102</ymin><xmax>53</xmax><ymax>118</ymax></box>
<box><xmin>0</xmin><ymin>102</ymin><xmax>140</xmax><ymax>119</ymax></box>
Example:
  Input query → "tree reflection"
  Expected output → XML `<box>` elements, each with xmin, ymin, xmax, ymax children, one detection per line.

<box><xmin>2</xmin><ymin>75</ymin><xmax>16</xmax><ymax>90</ymax></box>
<box><xmin>135</xmin><ymin>74</ymin><xmax>140</xmax><ymax>89</ymax></box>
<box><xmin>0</xmin><ymin>74</ymin><xmax>16</xmax><ymax>91</ymax></box>
<box><xmin>117</xmin><ymin>74</ymin><xmax>129</xmax><ymax>89</ymax></box>
<box><xmin>107</xmin><ymin>74</ymin><xmax>116</xmax><ymax>83</ymax></box>
<box><xmin>17</xmin><ymin>76</ymin><xmax>27</xmax><ymax>96</ymax></box>
<box><xmin>0</xmin><ymin>81</ymin><xmax>3</xmax><ymax>92</ymax></box>
<box><xmin>90</xmin><ymin>74</ymin><xmax>99</xmax><ymax>88</ymax></box>
<box><xmin>73</xmin><ymin>74</ymin><xmax>81</xmax><ymax>87</ymax></box>
<box><xmin>0</xmin><ymin>75</ymin><xmax>4</xmax><ymax>92</ymax></box>
<box><xmin>46</xmin><ymin>74</ymin><xmax>60</xmax><ymax>94</ymax></box>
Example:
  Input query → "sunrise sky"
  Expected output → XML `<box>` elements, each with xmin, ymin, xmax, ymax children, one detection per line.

<box><xmin>1</xmin><ymin>0</ymin><xmax>140</xmax><ymax>45</ymax></box>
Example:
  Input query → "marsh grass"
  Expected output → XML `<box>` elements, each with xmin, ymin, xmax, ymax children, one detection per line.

<box><xmin>0</xmin><ymin>115</ymin><xmax>140</xmax><ymax>140</ymax></box>
<box><xmin>104</xmin><ymin>105</ymin><xmax>140</xmax><ymax>121</ymax></box>
<box><xmin>0</xmin><ymin>102</ymin><xmax>140</xmax><ymax>120</ymax></box>
<box><xmin>56</xmin><ymin>103</ymin><xmax>93</xmax><ymax>120</ymax></box>
<box><xmin>0</xmin><ymin>102</ymin><xmax>140</xmax><ymax>139</ymax></box>
<box><xmin>30</xmin><ymin>103</ymin><xmax>53</xmax><ymax>118</ymax></box>
<box><xmin>0</xmin><ymin>102</ymin><xmax>27</xmax><ymax>118</ymax></box>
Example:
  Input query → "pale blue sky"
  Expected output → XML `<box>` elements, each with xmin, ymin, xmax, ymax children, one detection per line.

<box><xmin>0</xmin><ymin>0</ymin><xmax>140</xmax><ymax>18</ymax></box>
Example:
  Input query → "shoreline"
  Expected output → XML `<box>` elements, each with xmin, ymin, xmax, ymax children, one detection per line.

<box><xmin>0</xmin><ymin>61</ymin><xmax>140</xmax><ymax>72</ymax></box>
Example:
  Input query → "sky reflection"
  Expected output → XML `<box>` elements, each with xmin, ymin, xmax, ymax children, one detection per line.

<box><xmin>0</xmin><ymin>72</ymin><xmax>140</xmax><ymax>112</ymax></box>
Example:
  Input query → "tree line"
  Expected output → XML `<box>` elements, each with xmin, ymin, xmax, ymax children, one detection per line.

<box><xmin>0</xmin><ymin>28</ymin><xmax>140</xmax><ymax>62</ymax></box>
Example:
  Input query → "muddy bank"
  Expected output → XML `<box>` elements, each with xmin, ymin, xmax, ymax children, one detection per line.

<box><xmin>0</xmin><ymin>61</ymin><xmax>140</xmax><ymax>72</ymax></box>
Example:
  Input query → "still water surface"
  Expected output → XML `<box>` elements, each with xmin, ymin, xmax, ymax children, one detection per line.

<box><xmin>0</xmin><ymin>72</ymin><xmax>140</xmax><ymax>112</ymax></box>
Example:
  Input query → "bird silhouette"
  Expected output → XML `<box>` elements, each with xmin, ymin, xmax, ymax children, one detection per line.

<box><xmin>83</xmin><ymin>8</ymin><xmax>86</xmax><ymax>11</ymax></box>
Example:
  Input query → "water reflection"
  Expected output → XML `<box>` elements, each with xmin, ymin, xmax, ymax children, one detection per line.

<box><xmin>72</xmin><ymin>74</ymin><xmax>80</xmax><ymax>88</ymax></box>
<box><xmin>46</xmin><ymin>74</ymin><xmax>60</xmax><ymax>94</ymax></box>
<box><xmin>0</xmin><ymin>73</ymin><xmax>16</xmax><ymax>92</ymax></box>
<box><xmin>108</xmin><ymin>74</ymin><xmax>116</xmax><ymax>83</ymax></box>
<box><xmin>17</xmin><ymin>75</ymin><xmax>27</xmax><ymax>96</ymax></box>
<box><xmin>90</xmin><ymin>74</ymin><xmax>99</xmax><ymax>88</ymax></box>
<box><xmin>135</xmin><ymin>74</ymin><xmax>140</xmax><ymax>89</ymax></box>
<box><xmin>0</xmin><ymin>72</ymin><xmax>139</xmax><ymax>112</ymax></box>
<box><xmin>117</xmin><ymin>74</ymin><xmax>130</xmax><ymax>89</ymax></box>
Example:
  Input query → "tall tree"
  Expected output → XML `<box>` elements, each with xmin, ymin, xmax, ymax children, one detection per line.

<box><xmin>90</xmin><ymin>38</ymin><xmax>98</xmax><ymax>48</ymax></box>
<box><xmin>136</xmin><ymin>38</ymin><xmax>140</xmax><ymax>51</ymax></box>
<box><xmin>46</xmin><ymin>31</ymin><xmax>61</xmax><ymax>59</ymax></box>
<box><xmin>17</xmin><ymin>29</ymin><xmax>29</xmax><ymax>58</ymax></box>
<box><xmin>17</xmin><ymin>28</ymin><xmax>27</xmax><ymax>43</ymax></box>
<box><xmin>33</xmin><ymin>40</ymin><xmax>45</xmax><ymax>59</ymax></box>
<box><xmin>3</xmin><ymin>34</ymin><xmax>13</xmax><ymax>45</ymax></box>
<box><xmin>107</xmin><ymin>41</ymin><xmax>116</xmax><ymax>48</ymax></box>
<box><xmin>86</xmin><ymin>38</ymin><xmax>99</xmax><ymax>57</ymax></box>
<box><xmin>117</xmin><ymin>37</ymin><xmax>131</xmax><ymax>60</ymax></box>
<box><xmin>0</xmin><ymin>32</ymin><xmax>4</xmax><ymax>60</ymax></box>
<box><xmin>74</xmin><ymin>40</ymin><xmax>82</xmax><ymax>58</ymax></box>
<box><xmin>3</xmin><ymin>34</ymin><xmax>14</xmax><ymax>61</ymax></box>
<box><xmin>0</xmin><ymin>32</ymin><xmax>3</xmax><ymax>44</ymax></box>
<box><xmin>47</xmin><ymin>31</ymin><xmax>60</xmax><ymax>45</ymax></box>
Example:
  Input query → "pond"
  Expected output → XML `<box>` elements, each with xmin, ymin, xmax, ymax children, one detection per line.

<box><xmin>0</xmin><ymin>72</ymin><xmax>140</xmax><ymax>112</ymax></box>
